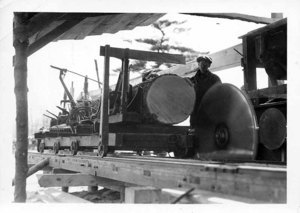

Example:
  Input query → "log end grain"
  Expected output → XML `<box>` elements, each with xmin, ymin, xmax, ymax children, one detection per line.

<box><xmin>146</xmin><ymin>75</ymin><xmax>195</xmax><ymax>124</ymax></box>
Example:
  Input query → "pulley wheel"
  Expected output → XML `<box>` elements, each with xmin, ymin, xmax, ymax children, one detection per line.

<box><xmin>194</xmin><ymin>83</ymin><xmax>258</xmax><ymax>161</ymax></box>
<box><xmin>259</xmin><ymin>108</ymin><xmax>286</xmax><ymax>150</ymax></box>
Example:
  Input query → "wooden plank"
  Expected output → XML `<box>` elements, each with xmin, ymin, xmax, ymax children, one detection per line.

<box><xmin>92</xmin><ymin>14</ymin><xmax>125</xmax><ymax>35</ymax></box>
<box><xmin>90</xmin><ymin>13</ymin><xmax>163</xmax><ymax>35</ymax></box>
<box><xmin>37</xmin><ymin>174</ymin><xmax>133</xmax><ymax>192</ymax></box>
<box><xmin>100</xmin><ymin>46</ymin><xmax>185</xmax><ymax>64</ymax></box>
<box><xmin>56</xmin><ymin>14</ymin><xmax>122</xmax><ymax>40</ymax></box>
<box><xmin>27</xmin><ymin>19</ymin><xmax>84</xmax><ymax>56</ymax></box>
<box><xmin>209</xmin><ymin>43</ymin><xmax>242</xmax><ymax>72</ymax></box>
<box><xmin>159</xmin><ymin>43</ymin><xmax>243</xmax><ymax>77</ymax></box>
<box><xmin>30</xmin><ymin>20</ymin><xmax>65</xmax><ymax>44</ymax></box>
<box><xmin>107</xmin><ymin>14</ymin><xmax>138</xmax><ymax>34</ymax></box>
<box><xmin>185</xmin><ymin>13</ymin><xmax>279</xmax><ymax>24</ymax></box>
<box><xmin>56</xmin><ymin>16</ymin><xmax>105</xmax><ymax>40</ymax></box>
<box><xmin>28</xmin><ymin>153</ymin><xmax>286</xmax><ymax>203</ymax></box>
<box><xmin>138</xmin><ymin>14</ymin><xmax>165</xmax><ymax>26</ymax></box>
<box><xmin>247</xmin><ymin>84</ymin><xmax>287</xmax><ymax>99</ymax></box>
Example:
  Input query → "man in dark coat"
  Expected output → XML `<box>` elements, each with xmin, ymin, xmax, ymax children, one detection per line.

<box><xmin>190</xmin><ymin>56</ymin><xmax>221</xmax><ymax>127</ymax></box>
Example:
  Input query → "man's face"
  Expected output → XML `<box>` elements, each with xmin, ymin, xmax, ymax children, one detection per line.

<box><xmin>197</xmin><ymin>60</ymin><xmax>210</xmax><ymax>73</ymax></box>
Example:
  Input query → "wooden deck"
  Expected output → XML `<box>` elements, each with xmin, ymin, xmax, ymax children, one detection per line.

<box><xmin>28</xmin><ymin>152</ymin><xmax>286</xmax><ymax>203</ymax></box>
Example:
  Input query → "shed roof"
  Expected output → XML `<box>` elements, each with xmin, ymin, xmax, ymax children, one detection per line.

<box><xmin>18</xmin><ymin>13</ymin><xmax>165</xmax><ymax>56</ymax></box>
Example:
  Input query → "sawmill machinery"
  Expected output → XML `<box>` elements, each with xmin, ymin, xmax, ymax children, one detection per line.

<box><xmin>34</xmin><ymin>18</ymin><xmax>287</xmax><ymax>163</ymax></box>
<box><xmin>240</xmin><ymin>18</ymin><xmax>287</xmax><ymax>162</ymax></box>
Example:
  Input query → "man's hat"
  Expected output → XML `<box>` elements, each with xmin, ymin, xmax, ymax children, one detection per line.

<box><xmin>196</xmin><ymin>55</ymin><xmax>212</xmax><ymax>64</ymax></box>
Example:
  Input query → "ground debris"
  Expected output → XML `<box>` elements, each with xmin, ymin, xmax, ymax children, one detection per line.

<box><xmin>71</xmin><ymin>188</ymin><xmax>121</xmax><ymax>203</ymax></box>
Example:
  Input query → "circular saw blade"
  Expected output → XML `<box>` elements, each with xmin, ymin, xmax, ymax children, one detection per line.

<box><xmin>194</xmin><ymin>83</ymin><xmax>258</xmax><ymax>161</ymax></box>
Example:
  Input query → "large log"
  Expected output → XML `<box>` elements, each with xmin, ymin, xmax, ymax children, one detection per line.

<box><xmin>130</xmin><ymin>74</ymin><xmax>195</xmax><ymax>124</ymax></box>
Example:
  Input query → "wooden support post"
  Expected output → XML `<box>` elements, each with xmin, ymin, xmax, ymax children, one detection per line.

<box><xmin>13</xmin><ymin>13</ymin><xmax>29</xmax><ymax>203</ymax></box>
<box><xmin>119</xmin><ymin>187</ymin><xmax>125</xmax><ymax>203</ymax></box>
<box><xmin>61</xmin><ymin>187</ymin><xmax>69</xmax><ymax>192</ymax></box>
<box><xmin>125</xmin><ymin>187</ymin><xmax>163</xmax><ymax>203</ymax></box>
<box><xmin>99</xmin><ymin>45</ymin><xmax>110</xmax><ymax>156</ymax></box>
<box><xmin>120</xmin><ymin>49</ymin><xmax>129</xmax><ymax>114</ymax></box>
<box><xmin>242</xmin><ymin>36</ymin><xmax>257</xmax><ymax>91</ymax></box>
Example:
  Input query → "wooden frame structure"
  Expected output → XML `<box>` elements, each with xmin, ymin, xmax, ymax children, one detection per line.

<box><xmin>12</xmin><ymin>12</ymin><xmax>165</xmax><ymax>202</ymax></box>
<box><xmin>28</xmin><ymin>152</ymin><xmax>286</xmax><ymax>203</ymax></box>
<box><xmin>13</xmin><ymin>12</ymin><xmax>287</xmax><ymax>203</ymax></box>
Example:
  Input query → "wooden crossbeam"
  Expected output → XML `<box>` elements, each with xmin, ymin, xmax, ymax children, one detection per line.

<box><xmin>209</xmin><ymin>43</ymin><xmax>242</xmax><ymax>72</ymax></box>
<box><xmin>247</xmin><ymin>84</ymin><xmax>287</xmax><ymax>99</ymax></box>
<box><xmin>184</xmin><ymin>13</ymin><xmax>279</xmax><ymax>24</ymax></box>
<box><xmin>159</xmin><ymin>43</ymin><xmax>243</xmax><ymax>77</ymax></box>
<box><xmin>37</xmin><ymin>174</ymin><xmax>134</xmax><ymax>192</ymax></box>
<box><xmin>27</xmin><ymin>19</ymin><xmax>84</xmax><ymax>56</ymax></box>
<box><xmin>100</xmin><ymin>46</ymin><xmax>185</xmax><ymax>64</ymax></box>
<box><xmin>26</xmin><ymin>13</ymin><xmax>66</xmax><ymax>39</ymax></box>
<box><xmin>240</xmin><ymin>18</ymin><xmax>287</xmax><ymax>38</ymax></box>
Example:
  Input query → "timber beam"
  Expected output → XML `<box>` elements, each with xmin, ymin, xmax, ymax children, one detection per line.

<box><xmin>27</xmin><ymin>19</ymin><xmax>84</xmax><ymax>56</ymax></box>
<box><xmin>159</xmin><ymin>43</ymin><xmax>243</xmax><ymax>77</ymax></box>
<box><xmin>28</xmin><ymin>152</ymin><xmax>286</xmax><ymax>203</ymax></box>
<box><xmin>184</xmin><ymin>13</ymin><xmax>280</xmax><ymax>24</ymax></box>
<box><xmin>100</xmin><ymin>46</ymin><xmax>186</xmax><ymax>64</ymax></box>
<box><xmin>247</xmin><ymin>84</ymin><xmax>287</xmax><ymax>99</ymax></box>
<box><xmin>37</xmin><ymin>174</ymin><xmax>135</xmax><ymax>192</ymax></box>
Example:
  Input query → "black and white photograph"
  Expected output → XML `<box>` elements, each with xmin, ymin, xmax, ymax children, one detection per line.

<box><xmin>0</xmin><ymin>0</ymin><xmax>299</xmax><ymax>211</ymax></box>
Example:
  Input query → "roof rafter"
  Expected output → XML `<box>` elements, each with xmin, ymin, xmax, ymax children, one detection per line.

<box><xmin>27</xmin><ymin>19</ymin><xmax>84</xmax><ymax>56</ymax></box>
<box><xmin>184</xmin><ymin>13</ymin><xmax>280</xmax><ymax>24</ymax></box>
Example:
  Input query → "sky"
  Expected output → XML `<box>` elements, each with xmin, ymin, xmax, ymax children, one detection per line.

<box><xmin>1</xmin><ymin>0</ymin><xmax>300</xmax><ymax>206</ymax></box>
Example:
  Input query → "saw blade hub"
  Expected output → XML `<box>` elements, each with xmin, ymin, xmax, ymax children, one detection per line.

<box><xmin>214</xmin><ymin>123</ymin><xmax>229</xmax><ymax>149</ymax></box>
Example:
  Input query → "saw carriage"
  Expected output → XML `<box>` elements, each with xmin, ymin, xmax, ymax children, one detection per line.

<box><xmin>34</xmin><ymin>18</ymin><xmax>287</xmax><ymax>164</ymax></box>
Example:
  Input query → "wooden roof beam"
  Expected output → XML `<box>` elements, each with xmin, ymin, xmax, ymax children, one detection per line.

<box><xmin>184</xmin><ymin>13</ymin><xmax>280</xmax><ymax>24</ymax></box>
<box><xmin>100</xmin><ymin>46</ymin><xmax>185</xmax><ymax>64</ymax></box>
<box><xmin>26</xmin><ymin>13</ymin><xmax>66</xmax><ymax>38</ymax></box>
<box><xmin>27</xmin><ymin>19</ymin><xmax>84</xmax><ymax>56</ymax></box>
